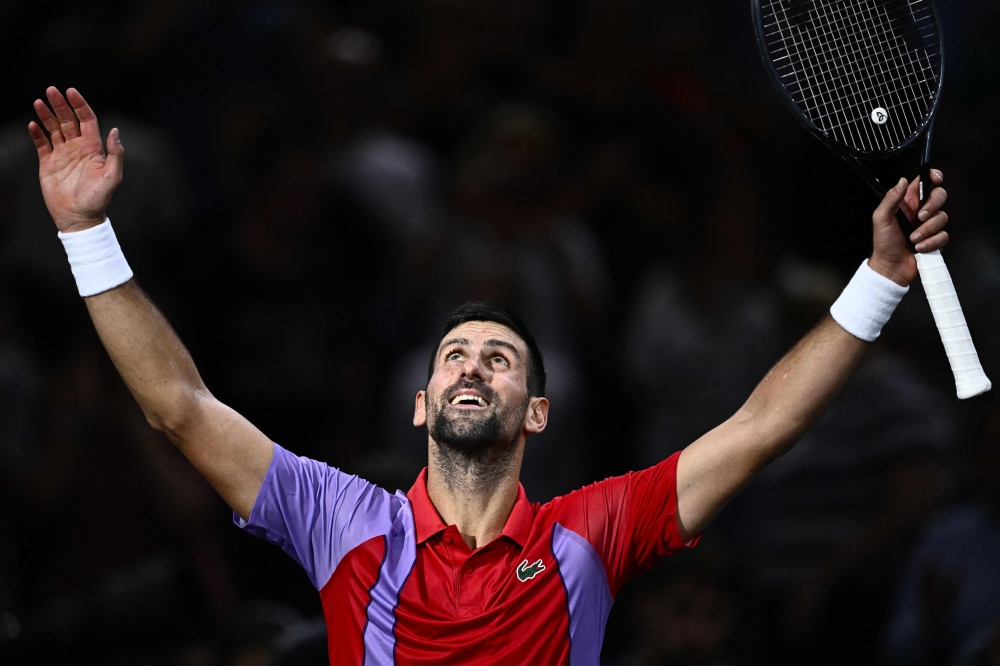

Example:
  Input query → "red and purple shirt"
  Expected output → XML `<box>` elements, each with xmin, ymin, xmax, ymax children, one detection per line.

<box><xmin>237</xmin><ymin>443</ymin><xmax>696</xmax><ymax>664</ymax></box>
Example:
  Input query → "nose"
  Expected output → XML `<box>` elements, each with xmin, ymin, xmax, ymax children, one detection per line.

<box><xmin>461</xmin><ymin>354</ymin><xmax>488</xmax><ymax>382</ymax></box>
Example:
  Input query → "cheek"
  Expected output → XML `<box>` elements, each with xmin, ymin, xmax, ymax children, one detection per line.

<box><xmin>426</xmin><ymin>374</ymin><xmax>453</xmax><ymax>405</ymax></box>
<box><xmin>496</xmin><ymin>377</ymin><xmax>528</xmax><ymax>407</ymax></box>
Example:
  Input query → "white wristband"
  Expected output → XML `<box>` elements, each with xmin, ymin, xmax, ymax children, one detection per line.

<box><xmin>57</xmin><ymin>218</ymin><xmax>134</xmax><ymax>297</ymax></box>
<box><xmin>830</xmin><ymin>260</ymin><xmax>909</xmax><ymax>342</ymax></box>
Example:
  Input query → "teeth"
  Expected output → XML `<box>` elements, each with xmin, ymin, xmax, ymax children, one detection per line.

<box><xmin>451</xmin><ymin>395</ymin><xmax>487</xmax><ymax>406</ymax></box>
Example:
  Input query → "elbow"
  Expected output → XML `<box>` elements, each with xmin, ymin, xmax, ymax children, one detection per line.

<box><xmin>142</xmin><ymin>386</ymin><xmax>209</xmax><ymax>440</ymax></box>
<box><xmin>731</xmin><ymin>405</ymin><xmax>805</xmax><ymax>463</ymax></box>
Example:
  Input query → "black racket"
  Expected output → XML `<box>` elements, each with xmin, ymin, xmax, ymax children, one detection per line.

<box><xmin>752</xmin><ymin>0</ymin><xmax>991</xmax><ymax>399</ymax></box>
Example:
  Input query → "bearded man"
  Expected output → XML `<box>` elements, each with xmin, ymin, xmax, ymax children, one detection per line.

<box><xmin>28</xmin><ymin>87</ymin><xmax>953</xmax><ymax>665</ymax></box>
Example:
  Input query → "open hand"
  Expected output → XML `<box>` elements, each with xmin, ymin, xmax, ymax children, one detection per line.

<box><xmin>28</xmin><ymin>87</ymin><xmax>124</xmax><ymax>233</ymax></box>
<box><xmin>868</xmin><ymin>170</ymin><xmax>949</xmax><ymax>287</ymax></box>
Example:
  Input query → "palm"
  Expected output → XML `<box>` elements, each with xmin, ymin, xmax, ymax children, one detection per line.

<box><xmin>873</xmin><ymin>186</ymin><xmax>918</xmax><ymax>281</ymax></box>
<box><xmin>869</xmin><ymin>175</ymin><xmax>947</xmax><ymax>287</ymax></box>
<box><xmin>40</xmin><ymin>137</ymin><xmax>113</xmax><ymax>222</ymax></box>
<box><xmin>29</xmin><ymin>87</ymin><xmax>123</xmax><ymax>233</ymax></box>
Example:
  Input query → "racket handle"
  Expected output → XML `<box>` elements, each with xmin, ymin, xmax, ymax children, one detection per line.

<box><xmin>914</xmin><ymin>250</ymin><xmax>991</xmax><ymax>399</ymax></box>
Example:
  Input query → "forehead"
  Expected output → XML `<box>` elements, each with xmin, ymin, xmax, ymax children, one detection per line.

<box><xmin>437</xmin><ymin>321</ymin><xmax>527</xmax><ymax>354</ymax></box>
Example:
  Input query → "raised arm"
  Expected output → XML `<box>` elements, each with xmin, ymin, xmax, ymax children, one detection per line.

<box><xmin>29</xmin><ymin>87</ymin><xmax>271</xmax><ymax>520</ymax></box>
<box><xmin>674</xmin><ymin>174</ymin><xmax>951</xmax><ymax>539</ymax></box>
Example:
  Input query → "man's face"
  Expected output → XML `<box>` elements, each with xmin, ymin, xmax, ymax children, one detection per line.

<box><xmin>415</xmin><ymin>321</ymin><xmax>547</xmax><ymax>452</ymax></box>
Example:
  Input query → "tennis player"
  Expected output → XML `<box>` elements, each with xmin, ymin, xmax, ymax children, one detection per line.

<box><xmin>29</xmin><ymin>87</ymin><xmax>951</xmax><ymax>665</ymax></box>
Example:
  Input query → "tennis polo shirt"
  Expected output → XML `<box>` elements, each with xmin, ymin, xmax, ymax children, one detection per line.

<box><xmin>237</xmin><ymin>443</ymin><xmax>696</xmax><ymax>665</ymax></box>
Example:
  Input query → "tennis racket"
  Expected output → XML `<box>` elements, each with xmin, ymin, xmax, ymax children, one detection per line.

<box><xmin>752</xmin><ymin>0</ymin><xmax>991</xmax><ymax>399</ymax></box>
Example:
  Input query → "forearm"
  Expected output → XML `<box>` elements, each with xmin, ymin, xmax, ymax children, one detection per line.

<box><xmin>30</xmin><ymin>88</ymin><xmax>272</xmax><ymax>519</ymax></box>
<box><xmin>737</xmin><ymin>315</ymin><xmax>866</xmax><ymax>456</ymax></box>
<box><xmin>85</xmin><ymin>279</ymin><xmax>207</xmax><ymax>433</ymax></box>
<box><xmin>675</xmin><ymin>248</ymin><xmax>917</xmax><ymax>538</ymax></box>
<box><xmin>86</xmin><ymin>280</ymin><xmax>272</xmax><ymax>517</ymax></box>
<box><xmin>676</xmin><ymin>316</ymin><xmax>867</xmax><ymax>537</ymax></box>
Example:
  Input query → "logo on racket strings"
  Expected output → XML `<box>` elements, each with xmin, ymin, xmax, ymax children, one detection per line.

<box><xmin>871</xmin><ymin>107</ymin><xmax>888</xmax><ymax>125</ymax></box>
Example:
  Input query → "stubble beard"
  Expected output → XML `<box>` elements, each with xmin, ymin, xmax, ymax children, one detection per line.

<box><xmin>428</xmin><ymin>380</ymin><xmax>529</xmax><ymax>492</ymax></box>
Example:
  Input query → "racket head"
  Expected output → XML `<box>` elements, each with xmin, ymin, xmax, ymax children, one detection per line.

<box><xmin>753</xmin><ymin>0</ymin><xmax>944</xmax><ymax>159</ymax></box>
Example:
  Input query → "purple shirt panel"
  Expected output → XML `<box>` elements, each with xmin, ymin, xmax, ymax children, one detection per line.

<box><xmin>235</xmin><ymin>442</ymin><xmax>400</xmax><ymax>590</ymax></box>
<box><xmin>552</xmin><ymin>523</ymin><xmax>614</xmax><ymax>665</ymax></box>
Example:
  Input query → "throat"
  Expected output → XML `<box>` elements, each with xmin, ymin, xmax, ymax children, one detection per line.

<box><xmin>429</xmin><ymin>438</ymin><xmax>518</xmax><ymax>496</ymax></box>
<box><xmin>426</xmin><ymin>440</ymin><xmax>523</xmax><ymax>548</ymax></box>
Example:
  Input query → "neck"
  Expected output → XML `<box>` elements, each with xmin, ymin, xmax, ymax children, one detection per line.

<box><xmin>426</xmin><ymin>438</ymin><xmax>524</xmax><ymax>550</ymax></box>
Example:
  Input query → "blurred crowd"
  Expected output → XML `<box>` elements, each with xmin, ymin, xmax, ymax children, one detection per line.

<box><xmin>1</xmin><ymin>0</ymin><xmax>1000</xmax><ymax>664</ymax></box>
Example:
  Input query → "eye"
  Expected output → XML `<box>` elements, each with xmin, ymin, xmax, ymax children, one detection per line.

<box><xmin>492</xmin><ymin>355</ymin><xmax>509</xmax><ymax>367</ymax></box>
<box><xmin>446</xmin><ymin>351</ymin><xmax>463</xmax><ymax>362</ymax></box>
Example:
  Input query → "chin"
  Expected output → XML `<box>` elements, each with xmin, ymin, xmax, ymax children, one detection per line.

<box><xmin>430</xmin><ymin>412</ymin><xmax>506</xmax><ymax>452</ymax></box>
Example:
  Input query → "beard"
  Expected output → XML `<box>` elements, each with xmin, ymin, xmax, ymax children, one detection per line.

<box><xmin>427</xmin><ymin>379</ymin><xmax>529</xmax><ymax>489</ymax></box>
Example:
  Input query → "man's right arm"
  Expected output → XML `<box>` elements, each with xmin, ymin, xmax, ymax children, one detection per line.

<box><xmin>84</xmin><ymin>280</ymin><xmax>272</xmax><ymax>520</ymax></box>
<box><xmin>30</xmin><ymin>86</ymin><xmax>271</xmax><ymax>520</ymax></box>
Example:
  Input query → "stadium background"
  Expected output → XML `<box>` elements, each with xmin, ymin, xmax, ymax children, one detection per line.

<box><xmin>0</xmin><ymin>0</ymin><xmax>999</xmax><ymax>664</ymax></box>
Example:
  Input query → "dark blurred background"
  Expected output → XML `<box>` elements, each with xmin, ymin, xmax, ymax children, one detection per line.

<box><xmin>1</xmin><ymin>0</ymin><xmax>999</xmax><ymax>664</ymax></box>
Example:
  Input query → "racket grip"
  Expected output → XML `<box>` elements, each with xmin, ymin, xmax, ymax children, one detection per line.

<box><xmin>914</xmin><ymin>250</ymin><xmax>991</xmax><ymax>399</ymax></box>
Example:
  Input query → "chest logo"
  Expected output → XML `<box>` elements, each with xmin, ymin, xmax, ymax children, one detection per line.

<box><xmin>516</xmin><ymin>559</ymin><xmax>546</xmax><ymax>582</ymax></box>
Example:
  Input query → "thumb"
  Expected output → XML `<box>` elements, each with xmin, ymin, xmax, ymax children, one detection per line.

<box><xmin>105</xmin><ymin>128</ymin><xmax>125</xmax><ymax>184</ymax></box>
<box><xmin>873</xmin><ymin>177</ymin><xmax>907</xmax><ymax>230</ymax></box>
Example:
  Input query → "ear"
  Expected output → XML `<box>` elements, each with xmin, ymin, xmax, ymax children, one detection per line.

<box><xmin>523</xmin><ymin>396</ymin><xmax>549</xmax><ymax>435</ymax></box>
<box><xmin>413</xmin><ymin>390</ymin><xmax>427</xmax><ymax>427</ymax></box>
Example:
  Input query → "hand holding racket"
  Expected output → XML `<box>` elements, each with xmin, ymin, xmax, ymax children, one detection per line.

<box><xmin>869</xmin><ymin>171</ymin><xmax>947</xmax><ymax>286</ymax></box>
<box><xmin>753</xmin><ymin>0</ymin><xmax>991</xmax><ymax>399</ymax></box>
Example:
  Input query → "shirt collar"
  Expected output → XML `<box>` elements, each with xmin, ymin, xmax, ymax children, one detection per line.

<box><xmin>407</xmin><ymin>468</ymin><xmax>534</xmax><ymax>547</ymax></box>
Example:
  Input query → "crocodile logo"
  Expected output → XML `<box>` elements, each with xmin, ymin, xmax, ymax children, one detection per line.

<box><xmin>516</xmin><ymin>559</ymin><xmax>546</xmax><ymax>582</ymax></box>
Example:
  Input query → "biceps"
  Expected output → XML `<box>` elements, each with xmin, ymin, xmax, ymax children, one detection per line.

<box><xmin>675</xmin><ymin>416</ymin><xmax>769</xmax><ymax>538</ymax></box>
<box><xmin>167</xmin><ymin>393</ymin><xmax>274</xmax><ymax>520</ymax></box>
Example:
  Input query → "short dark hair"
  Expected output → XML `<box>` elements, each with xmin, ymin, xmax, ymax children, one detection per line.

<box><xmin>428</xmin><ymin>302</ymin><xmax>546</xmax><ymax>397</ymax></box>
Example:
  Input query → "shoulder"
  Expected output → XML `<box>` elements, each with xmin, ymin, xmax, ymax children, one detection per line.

<box><xmin>248</xmin><ymin>443</ymin><xmax>403</xmax><ymax>532</ymax></box>
<box><xmin>535</xmin><ymin>453</ymin><xmax>683</xmax><ymax>535</ymax></box>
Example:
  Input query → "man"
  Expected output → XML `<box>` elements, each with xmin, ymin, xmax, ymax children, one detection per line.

<box><xmin>28</xmin><ymin>87</ymin><xmax>951</xmax><ymax>664</ymax></box>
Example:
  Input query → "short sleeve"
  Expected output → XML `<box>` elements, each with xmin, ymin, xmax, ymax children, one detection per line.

<box><xmin>617</xmin><ymin>452</ymin><xmax>699</xmax><ymax>580</ymax></box>
<box><xmin>551</xmin><ymin>451</ymin><xmax>697</xmax><ymax>596</ymax></box>
<box><xmin>235</xmin><ymin>443</ymin><xmax>400</xmax><ymax>589</ymax></box>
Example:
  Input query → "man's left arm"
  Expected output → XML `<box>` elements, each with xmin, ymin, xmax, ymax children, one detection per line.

<box><xmin>675</xmin><ymin>172</ymin><xmax>950</xmax><ymax>540</ymax></box>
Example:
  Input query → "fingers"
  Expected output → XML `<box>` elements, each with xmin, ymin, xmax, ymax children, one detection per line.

<box><xmin>104</xmin><ymin>128</ymin><xmax>125</xmax><ymax>185</ymax></box>
<box><xmin>901</xmin><ymin>177</ymin><xmax>921</xmax><ymax>219</ymax></box>
<box><xmin>915</xmin><ymin>230</ymin><xmax>949</xmax><ymax>253</ymax></box>
<box><xmin>31</xmin><ymin>87</ymin><xmax>98</xmax><ymax>150</ymax></box>
<box><xmin>66</xmin><ymin>88</ymin><xmax>101</xmax><ymax>142</ymax></box>
<box><xmin>908</xmin><ymin>170</ymin><xmax>948</xmax><ymax>250</ymax></box>
<box><xmin>28</xmin><ymin>121</ymin><xmax>52</xmax><ymax>159</ymax></box>
<box><xmin>33</xmin><ymin>98</ymin><xmax>63</xmax><ymax>144</ymax></box>
<box><xmin>902</xmin><ymin>170</ymin><xmax>945</xmax><ymax>220</ymax></box>
<box><xmin>911</xmin><ymin>211</ymin><xmax>948</xmax><ymax>246</ymax></box>
<box><xmin>873</xmin><ymin>177</ymin><xmax>908</xmax><ymax>228</ymax></box>
<box><xmin>916</xmin><ymin>185</ymin><xmax>947</xmax><ymax>222</ymax></box>
<box><xmin>45</xmin><ymin>86</ymin><xmax>81</xmax><ymax>141</ymax></box>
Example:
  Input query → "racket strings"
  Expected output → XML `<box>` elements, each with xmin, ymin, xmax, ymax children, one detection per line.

<box><xmin>774</xmin><ymin>0</ymin><xmax>936</xmax><ymax>148</ymax></box>
<box><xmin>761</xmin><ymin>0</ymin><xmax>940</xmax><ymax>153</ymax></box>
<box><xmin>779</xmin><ymin>5</ymin><xmax>931</xmax><ymax>96</ymax></box>
<box><xmin>786</xmin><ymin>1</ymin><xmax>931</xmax><ymax>140</ymax></box>
<box><xmin>801</xmin><ymin>3</ymin><xmax>927</xmax><ymax>138</ymax></box>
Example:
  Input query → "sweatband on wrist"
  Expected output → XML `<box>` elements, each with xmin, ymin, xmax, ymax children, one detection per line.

<box><xmin>57</xmin><ymin>218</ymin><xmax>133</xmax><ymax>297</ymax></box>
<box><xmin>830</xmin><ymin>260</ymin><xmax>909</xmax><ymax>342</ymax></box>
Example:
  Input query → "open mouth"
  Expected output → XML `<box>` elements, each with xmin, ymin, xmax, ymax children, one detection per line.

<box><xmin>448</xmin><ymin>390</ymin><xmax>491</xmax><ymax>409</ymax></box>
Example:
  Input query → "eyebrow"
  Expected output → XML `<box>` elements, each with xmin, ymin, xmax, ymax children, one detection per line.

<box><xmin>440</xmin><ymin>337</ymin><xmax>472</xmax><ymax>351</ymax></box>
<box><xmin>484</xmin><ymin>338</ymin><xmax>522</xmax><ymax>358</ymax></box>
<box><xmin>439</xmin><ymin>337</ymin><xmax>523</xmax><ymax>358</ymax></box>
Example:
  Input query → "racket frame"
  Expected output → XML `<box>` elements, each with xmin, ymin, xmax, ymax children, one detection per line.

<box><xmin>751</xmin><ymin>0</ymin><xmax>945</xmax><ymax>167</ymax></box>
<box><xmin>751</xmin><ymin>0</ymin><xmax>991</xmax><ymax>399</ymax></box>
